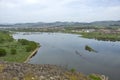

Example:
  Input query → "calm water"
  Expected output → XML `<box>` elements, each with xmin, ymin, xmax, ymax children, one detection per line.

<box><xmin>13</xmin><ymin>32</ymin><xmax>120</xmax><ymax>80</ymax></box>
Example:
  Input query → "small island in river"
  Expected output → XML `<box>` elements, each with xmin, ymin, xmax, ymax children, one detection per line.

<box><xmin>85</xmin><ymin>45</ymin><xmax>97</xmax><ymax>53</ymax></box>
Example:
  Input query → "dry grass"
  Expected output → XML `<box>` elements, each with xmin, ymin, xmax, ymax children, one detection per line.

<box><xmin>65</xmin><ymin>72</ymin><xmax>89</xmax><ymax>80</ymax></box>
<box><xmin>0</xmin><ymin>64</ymin><xmax>6</xmax><ymax>72</ymax></box>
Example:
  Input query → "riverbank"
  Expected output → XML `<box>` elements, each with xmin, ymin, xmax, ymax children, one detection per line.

<box><xmin>80</xmin><ymin>32</ymin><xmax>120</xmax><ymax>41</ymax></box>
<box><xmin>24</xmin><ymin>47</ymin><xmax>40</xmax><ymax>63</ymax></box>
<box><xmin>0</xmin><ymin>61</ymin><xmax>108</xmax><ymax>80</ymax></box>
<box><xmin>62</xmin><ymin>29</ymin><xmax>120</xmax><ymax>41</ymax></box>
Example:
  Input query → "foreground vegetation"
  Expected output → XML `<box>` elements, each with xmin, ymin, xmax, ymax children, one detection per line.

<box><xmin>0</xmin><ymin>31</ymin><xmax>39</xmax><ymax>62</ymax></box>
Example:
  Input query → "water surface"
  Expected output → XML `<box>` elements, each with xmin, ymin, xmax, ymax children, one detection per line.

<box><xmin>13</xmin><ymin>32</ymin><xmax>120</xmax><ymax>80</ymax></box>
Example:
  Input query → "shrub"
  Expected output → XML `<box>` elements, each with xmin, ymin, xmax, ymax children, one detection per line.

<box><xmin>11</xmin><ymin>48</ymin><xmax>17</xmax><ymax>55</ymax></box>
<box><xmin>85</xmin><ymin>45</ymin><xmax>95</xmax><ymax>52</ymax></box>
<box><xmin>0</xmin><ymin>48</ymin><xmax>6</xmax><ymax>57</ymax></box>
<box><xmin>0</xmin><ymin>38</ymin><xmax>3</xmax><ymax>43</ymax></box>
<box><xmin>28</xmin><ymin>41</ymin><xmax>37</xmax><ymax>49</ymax></box>
<box><xmin>0</xmin><ymin>31</ymin><xmax>13</xmax><ymax>42</ymax></box>
<box><xmin>26</xmin><ymin>46</ymin><xmax>32</xmax><ymax>52</ymax></box>
<box><xmin>89</xmin><ymin>74</ymin><xmax>101</xmax><ymax>80</ymax></box>
<box><xmin>18</xmin><ymin>39</ymin><xmax>29</xmax><ymax>45</ymax></box>
<box><xmin>70</xmin><ymin>68</ymin><xmax>76</xmax><ymax>73</ymax></box>
<box><xmin>26</xmin><ymin>41</ymin><xmax>38</xmax><ymax>52</ymax></box>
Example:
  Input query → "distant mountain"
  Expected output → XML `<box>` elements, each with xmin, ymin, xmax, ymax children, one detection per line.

<box><xmin>0</xmin><ymin>20</ymin><xmax>120</xmax><ymax>28</ymax></box>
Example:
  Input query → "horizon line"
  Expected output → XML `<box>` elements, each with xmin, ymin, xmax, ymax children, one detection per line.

<box><xmin>0</xmin><ymin>20</ymin><xmax>120</xmax><ymax>24</ymax></box>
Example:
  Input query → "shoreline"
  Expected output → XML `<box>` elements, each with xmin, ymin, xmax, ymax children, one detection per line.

<box><xmin>24</xmin><ymin>47</ymin><xmax>40</xmax><ymax>63</ymax></box>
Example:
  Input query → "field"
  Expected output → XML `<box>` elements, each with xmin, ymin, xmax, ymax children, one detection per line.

<box><xmin>80</xmin><ymin>32</ymin><xmax>120</xmax><ymax>41</ymax></box>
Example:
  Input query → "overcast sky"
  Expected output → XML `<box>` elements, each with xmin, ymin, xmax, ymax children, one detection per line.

<box><xmin>0</xmin><ymin>0</ymin><xmax>120</xmax><ymax>23</ymax></box>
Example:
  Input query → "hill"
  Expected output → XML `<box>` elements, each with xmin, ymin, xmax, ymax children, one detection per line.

<box><xmin>0</xmin><ymin>20</ymin><xmax>120</xmax><ymax>28</ymax></box>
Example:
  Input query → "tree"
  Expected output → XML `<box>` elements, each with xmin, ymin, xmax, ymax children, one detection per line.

<box><xmin>0</xmin><ymin>48</ymin><xmax>6</xmax><ymax>57</ymax></box>
<box><xmin>26</xmin><ymin>46</ymin><xmax>32</xmax><ymax>52</ymax></box>
<box><xmin>18</xmin><ymin>39</ymin><xmax>29</xmax><ymax>45</ymax></box>
<box><xmin>26</xmin><ymin>41</ymin><xmax>38</xmax><ymax>52</ymax></box>
<box><xmin>70</xmin><ymin>68</ymin><xmax>76</xmax><ymax>73</ymax></box>
<box><xmin>11</xmin><ymin>48</ymin><xmax>17</xmax><ymax>55</ymax></box>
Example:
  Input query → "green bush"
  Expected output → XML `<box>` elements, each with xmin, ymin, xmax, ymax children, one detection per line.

<box><xmin>89</xmin><ymin>74</ymin><xmax>101</xmax><ymax>80</ymax></box>
<box><xmin>0</xmin><ymin>48</ymin><xmax>6</xmax><ymax>57</ymax></box>
<box><xmin>26</xmin><ymin>41</ymin><xmax>38</xmax><ymax>52</ymax></box>
<box><xmin>70</xmin><ymin>68</ymin><xmax>76</xmax><ymax>73</ymax></box>
<box><xmin>0</xmin><ymin>38</ymin><xmax>3</xmax><ymax>43</ymax></box>
<box><xmin>26</xmin><ymin>46</ymin><xmax>32</xmax><ymax>52</ymax></box>
<box><xmin>0</xmin><ymin>31</ymin><xmax>13</xmax><ymax>42</ymax></box>
<box><xmin>18</xmin><ymin>39</ymin><xmax>29</xmax><ymax>45</ymax></box>
<box><xmin>28</xmin><ymin>41</ymin><xmax>37</xmax><ymax>49</ymax></box>
<box><xmin>85</xmin><ymin>45</ymin><xmax>95</xmax><ymax>52</ymax></box>
<box><xmin>11</xmin><ymin>48</ymin><xmax>17</xmax><ymax>55</ymax></box>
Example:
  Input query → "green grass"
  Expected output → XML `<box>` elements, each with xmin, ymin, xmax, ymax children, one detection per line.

<box><xmin>65</xmin><ymin>71</ymin><xmax>89</xmax><ymax>80</ymax></box>
<box><xmin>63</xmin><ymin>29</ymin><xmax>120</xmax><ymax>41</ymax></box>
<box><xmin>89</xmin><ymin>74</ymin><xmax>101</xmax><ymax>80</ymax></box>
<box><xmin>0</xmin><ymin>31</ymin><xmax>39</xmax><ymax>62</ymax></box>
<box><xmin>0</xmin><ymin>41</ymin><xmax>30</xmax><ymax>62</ymax></box>
<box><xmin>0</xmin><ymin>64</ymin><xmax>6</xmax><ymax>72</ymax></box>
<box><xmin>80</xmin><ymin>32</ymin><xmax>120</xmax><ymax>41</ymax></box>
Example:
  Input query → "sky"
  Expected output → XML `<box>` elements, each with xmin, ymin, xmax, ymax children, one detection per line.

<box><xmin>0</xmin><ymin>0</ymin><xmax>120</xmax><ymax>23</ymax></box>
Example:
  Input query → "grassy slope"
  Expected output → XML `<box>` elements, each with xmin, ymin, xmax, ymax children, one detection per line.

<box><xmin>0</xmin><ymin>41</ymin><xmax>30</xmax><ymax>62</ymax></box>
<box><xmin>0</xmin><ymin>31</ymin><xmax>39</xmax><ymax>62</ymax></box>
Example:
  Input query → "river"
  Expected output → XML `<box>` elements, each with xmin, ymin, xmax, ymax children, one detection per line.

<box><xmin>13</xmin><ymin>32</ymin><xmax>120</xmax><ymax>80</ymax></box>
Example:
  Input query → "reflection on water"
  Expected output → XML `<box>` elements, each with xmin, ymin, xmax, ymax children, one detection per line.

<box><xmin>13</xmin><ymin>32</ymin><xmax>120</xmax><ymax>80</ymax></box>
<box><xmin>75</xmin><ymin>50</ymin><xmax>82</xmax><ymax>56</ymax></box>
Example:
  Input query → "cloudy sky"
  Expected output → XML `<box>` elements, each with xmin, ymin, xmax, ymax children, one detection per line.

<box><xmin>0</xmin><ymin>0</ymin><xmax>120</xmax><ymax>23</ymax></box>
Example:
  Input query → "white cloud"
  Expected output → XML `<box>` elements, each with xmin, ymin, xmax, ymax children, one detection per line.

<box><xmin>25</xmin><ymin>0</ymin><xmax>40</xmax><ymax>4</ymax></box>
<box><xmin>0</xmin><ymin>0</ymin><xmax>120</xmax><ymax>23</ymax></box>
